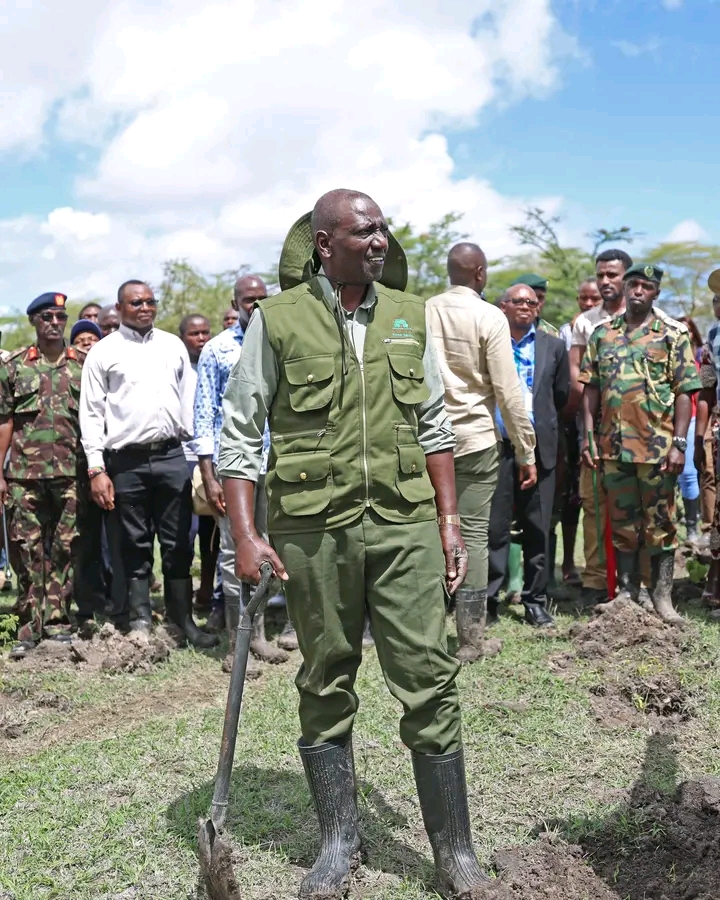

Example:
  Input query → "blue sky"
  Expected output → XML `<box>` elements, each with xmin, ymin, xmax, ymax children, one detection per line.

<box><xmin>452</xmin><ymin>0</ymin><xmax>720</xmax><ymax>247</ymax></box>
<box><xmin>0</xmin><ymin>0</ymin><xmax>717</xmax><ymax>309</ymax></box>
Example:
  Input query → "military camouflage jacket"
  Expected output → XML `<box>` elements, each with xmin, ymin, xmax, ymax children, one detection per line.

<box><xmin>0</xmin><ymin>344</ymin><xmax>85</xmax><ymax>480</ymax></box>
<box><xmin>579</xmin><ymin>308</ymin><xmax>701</xmax><ymax>464</ymax></box>
<box><xmin>536</xmin><ymin>318</ymin><xmax>560</xmax><ymax>337</ymax></box>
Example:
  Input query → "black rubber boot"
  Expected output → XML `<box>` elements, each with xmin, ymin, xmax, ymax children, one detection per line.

<box><xmin>455</xmin><ymin>589</ymin><xmax>486</xmax><ymax>664</ymax></box>
<box><xmin>127</xmin><ymin>578</ymin><xmax>152</xmax><ymax>635</ymax></box>
<box><xmin>298</xmin><ymin>739</ymin><xmax>361</xmax><ymax>900</ymax></box>
<box><xmin>164</xmin><ymin>578</ymin><xmax>219</xmax><ymax>648</ymax></box>
<box><xmin>412</xmin><ymin>748</ymin><xmax>491</xmax><ymax>899</ymax></box>
<box><xmin>650</xmin><ymin>552</ymin><xmax>683</xmax><ymax>625</ymax></box>
<box><xmin>684</xmin><ymin>497</ymin><xmax>700</xmax><ymax>546</ymax></box>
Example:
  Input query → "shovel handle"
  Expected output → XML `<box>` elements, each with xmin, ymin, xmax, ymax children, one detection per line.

<box><xmin>210</xmin><ymin>562</ymin><xmax>274</xmax><ymax>831</ymax></box>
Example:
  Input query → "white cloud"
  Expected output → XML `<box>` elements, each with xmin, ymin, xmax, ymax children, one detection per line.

<box><xmin>0</xmin><ymin>0</ymin><xmax>577</xmax><ymax>307</ymax></box>
<box><xmin>662</xmin><ymin>0</ymin><xmax>683</xmax><ymax>9</ymax></box>
<box><xmin>665</xmin><ymin>219</ymin><xmax>708</xmax><ymax>243</ymax></box>
<box><xmin>613</xmin><ymin>38</ymin><xmax>663</xmax><ymax>58</ymax></box>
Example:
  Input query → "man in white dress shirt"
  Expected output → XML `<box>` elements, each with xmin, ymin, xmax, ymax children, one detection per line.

<box><xmin>79</xmin><ymin>280</ymin><xmax>218</xmax><ymax>648</ymax></box>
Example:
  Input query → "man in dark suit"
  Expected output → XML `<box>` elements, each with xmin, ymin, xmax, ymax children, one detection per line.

<box><xmin>487</xmin><ymin>283</ymin><xmax>570</xmax><ymax>626</ymax></box>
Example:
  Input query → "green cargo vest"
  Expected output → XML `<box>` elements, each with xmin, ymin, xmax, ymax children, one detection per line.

<box><xmin>261</xmin><ymin>277</ymin><xmax>437</xmax><ymax>534</ymax></box>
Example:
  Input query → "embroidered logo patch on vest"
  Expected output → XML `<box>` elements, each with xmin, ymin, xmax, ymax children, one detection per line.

<box><xmin>391</xmin><ymin>318</ymin><xmax>415</xmax><ymax>340</ymax></box>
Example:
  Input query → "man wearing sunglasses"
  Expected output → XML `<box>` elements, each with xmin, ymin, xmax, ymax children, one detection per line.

<box><xmin>0</xmin><ymin>292</ymin><xmax>84</xmax><ymax>659</ymax></box>
<box><xmin>79</xmin><ymin>280</ymin><xmax>217</xmax><ymax>649</ymax></box>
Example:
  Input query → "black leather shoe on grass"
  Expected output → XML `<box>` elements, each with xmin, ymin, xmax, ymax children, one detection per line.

<box><xmin>523</xmin><ymin>601</ymin><xmax>554</xmax><ymax>627</ymax></box>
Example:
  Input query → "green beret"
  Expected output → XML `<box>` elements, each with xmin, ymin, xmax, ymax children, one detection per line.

<box><xmin>623</xmin><ymin>263</ymin><xmax>663</xmax><ymax>284</ymax></box>
<box><xmin>510</xmin><ymin>273</ymin><xmax>548</xmax><ymax>291</ymax></box>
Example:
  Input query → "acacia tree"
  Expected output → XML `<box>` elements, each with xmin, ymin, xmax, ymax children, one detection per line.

<box><xmin>155</xmin><ymin>260</ymin><xmax>249</xmax><ymax>335</ymax></box>
<box><xmin>390</xmin><ymin>213</ymin><xmax>468</xmax><ymax>298</ymax></box>
<box><xmin>644</xmin><ymin>242</ymin><xmax>719</xmax><ymax>320</ymax></box>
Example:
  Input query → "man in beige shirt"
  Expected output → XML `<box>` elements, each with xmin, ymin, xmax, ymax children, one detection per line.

<box><xmin>427</xmin><ymin>242</ymin><xmax>536</xmax><ymax>663</ymax></box>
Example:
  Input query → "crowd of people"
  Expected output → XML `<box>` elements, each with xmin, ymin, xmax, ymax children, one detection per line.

<box><xmin>2</xmin><ymin>187</ymin><xmax>719</xmax><ymax>899</ymax></box>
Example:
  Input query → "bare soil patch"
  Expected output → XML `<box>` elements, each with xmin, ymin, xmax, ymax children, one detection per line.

<box><xmin>564</xmin><ymin>599</ymin><xmax>696</xmax><ymax>727</ymax></box>
<box><xmin>6</xmin><ymin>622</ymin><xmax>180</xmax><ymax>675</ymax></box>
<box><xmin>583</xmin><ymin>775</ymin><xmax>720</xmax><ymax>900</ymax></box>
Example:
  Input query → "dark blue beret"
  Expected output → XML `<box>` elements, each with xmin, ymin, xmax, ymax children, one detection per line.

<box><xmin>27</xmin><ymin>292</ymin><xmax>67</xmax><ymax>316</ymax></box>
<box><xmin>70</xmin><ymin>319</ymin><xmax>102</xmax><ymax>343</ymax></box>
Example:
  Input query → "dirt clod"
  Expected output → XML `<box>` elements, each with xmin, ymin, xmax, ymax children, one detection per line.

<box><xmin>569</xmin><ymin>598</ymin><xmax>684</xmax><ymax>662</ymax></box>
<box><xmin>7</xmin><ymin>622</ymin><xmax>179</xmax><ymax>675</ymax></box>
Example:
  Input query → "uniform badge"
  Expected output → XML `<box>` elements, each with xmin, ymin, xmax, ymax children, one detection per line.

<box><xmin>644</xmin><ymin>266</ymin><xmax>654</xmax><ymax>279</ymax></box>
<box><xmin>54</xmin><ymin>294</ymin><xmax>66</xmax><ymax>307</ymax></box>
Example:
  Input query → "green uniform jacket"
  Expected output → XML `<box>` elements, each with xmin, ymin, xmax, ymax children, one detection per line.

<box><xmin>0</xmin><ymin>344</ymin><xmax>85</xmax><ymax>480</ymax></box>
<box><xmin>261</xmin><ymin>277</ymin><xmax>437</xmax><ymax>534</ymax></box>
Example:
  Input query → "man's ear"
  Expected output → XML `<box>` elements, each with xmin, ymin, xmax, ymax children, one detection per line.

<box><xmin>315</xmin><ymin>230</ymin><xmax>331</xmax><ymax>261</ymax></box>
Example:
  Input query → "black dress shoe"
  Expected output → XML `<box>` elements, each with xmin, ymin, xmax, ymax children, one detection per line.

<box><xmin>523</xmin><ymin>601</ymin><xmax>554</xmax><ymax>627</ymax></box>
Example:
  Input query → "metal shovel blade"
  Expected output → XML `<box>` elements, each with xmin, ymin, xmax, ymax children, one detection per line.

<box><xmin>198</xmin><ymin>818</ymin><xmax>242</xmax><ymax>900</ymax></box>
<box><xmin>197</xmin><ymin>562</ymin><xmax>274</xmax><ymax>900</ymax></box>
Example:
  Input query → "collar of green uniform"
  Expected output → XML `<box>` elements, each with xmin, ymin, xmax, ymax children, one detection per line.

<box><xmin>612</xmin><ymin>307</ymin><xmax>663</xmax><ymax>331</ymax></box>
<box><xmin>316</xmin><ymin>269</ymin><xmax>378</xmax><ymax>313</ymax></box>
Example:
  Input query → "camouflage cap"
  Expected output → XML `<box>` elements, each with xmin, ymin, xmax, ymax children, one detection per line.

<box><xmin>708</xmin><ymin>268</ymin><xmax>720</xmax><ymax>295</ymax></box>
<box><xmin>623</xmin><ymin>263</ymin><xmax>663</xmax><ymax>284</ymax></box>
<box><xmin>278</xmin><ymin>211</ymin><xmax>408</xmax><ymax>292</ymax></box>
<box><xmin>510</xmin><ymin>273</ymin><xmax>548</xmax><ymax>291</ymax></box>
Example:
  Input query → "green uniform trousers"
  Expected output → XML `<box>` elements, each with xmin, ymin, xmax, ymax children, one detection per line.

<box><xmin>453</xmin><ymin>444</ymin><xmax>500</xmax><ymax>591</ymax></box>
<box><xmin>603</xmin><ymin>460</ymin><xmax>677</xmax><ymax>556</ymax></box>
<box><xmin>7</xmin><ymin>477</ymin><xmax>78</xmax><ymax>642</ymax></box>
<box><xmin>273</xmin><ymin>511</ymin><xmax>461</xmax><ymax>755</ymax></box>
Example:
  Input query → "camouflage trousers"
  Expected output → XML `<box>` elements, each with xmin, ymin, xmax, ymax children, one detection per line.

<box><xmin>602</xmin><ymin>461</ymin><xmax>677</xmax><ymax>556</ymax></box>
<box><xmin>6</xmin><ymin>477</ymin><xmax>78</xmax><ymax>642</ymax></box>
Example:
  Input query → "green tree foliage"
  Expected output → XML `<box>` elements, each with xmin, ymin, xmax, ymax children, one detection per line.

<box><xmin>390</xmin><ymin>213</ymin><xmax>468</xmax><ymax>298</ymax></box>
<box><xmin>155</xmin><ymin>260</ymin><xmax>249</xmax><ymax>336</ymax></box>
<box><xmin>485</xmin><ymin>208</ymin><xmax>638</xmax><ymax>327</ymax></box>
<box><xmin>644</xmin><ymin>242</ymin><xmax>718</xmax><ymax>321</ymax></box>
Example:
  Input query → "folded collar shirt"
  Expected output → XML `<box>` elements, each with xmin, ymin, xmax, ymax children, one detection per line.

<box><xmin>79</xmin><ymin>323</ymin><xmax>194</xmax><ymax>469</ymax></box>
<box><xmin>496</xmin><ymin>324</ymin><xmax>536</xmax><ymax>439</ymax></box>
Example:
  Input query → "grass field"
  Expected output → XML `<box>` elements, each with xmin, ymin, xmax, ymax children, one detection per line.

<box><xmin>1</xmin><ymin>569</ymin><xmax>719</xmax><ymax>900</ymax></box>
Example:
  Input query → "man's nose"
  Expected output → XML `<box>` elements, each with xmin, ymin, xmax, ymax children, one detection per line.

<box><xmin>371</xmin><ymin>231</ymin><xmax>388</xmax><ymax>251</ymax></box>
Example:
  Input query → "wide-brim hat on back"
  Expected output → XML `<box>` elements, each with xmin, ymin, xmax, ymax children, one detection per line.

<box><xmin>708</xmin><ymin>268</ymin><xmax>720</xmax><ymax>295</ymax></box>
<box><xmin>278</xmin><ymin>212</ymin><xmax>408</xmax><ymax>292</ymax></box>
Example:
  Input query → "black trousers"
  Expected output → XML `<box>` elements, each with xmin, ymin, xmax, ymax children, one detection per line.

<box><xmin>106</xmin><ymin>441</ymin><xmax>192</xmax><ymax>581</ymax></box>
<box><xmin>487</xmin><ymin>440</ymin><xmax>556</xmax><ymax>603</ymax></box>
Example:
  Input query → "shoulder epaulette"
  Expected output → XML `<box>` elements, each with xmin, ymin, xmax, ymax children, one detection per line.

<box><xmin>653</xmin><ymin>307</ymin><xmax>687</xmax><ymax>332</ymax></box>
<box><xmin>10</xmin><ymin>345</ymin><xmax>36</xmax><ymax>362</ymax></box>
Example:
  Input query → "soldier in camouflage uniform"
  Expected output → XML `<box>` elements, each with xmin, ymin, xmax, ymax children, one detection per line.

<box><xmin>0</xmin><ymin>292</ymin><xmax>85</xmax><ymax>658</ymax></box>
<box><xmin>579</xmin><ymin>264</ymin><xmax>701</xmax><ymax>624</ymax></box>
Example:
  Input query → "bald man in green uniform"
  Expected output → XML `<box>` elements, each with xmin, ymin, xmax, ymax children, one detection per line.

<box><xmin>218</xmin><ymin>190</ymin><xmax>497</xmax><ymax>900</ymax></box>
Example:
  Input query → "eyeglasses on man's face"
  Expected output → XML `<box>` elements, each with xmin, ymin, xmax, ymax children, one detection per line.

<box><xmin>39</xmin><ymin>312</ymin><xmax>69</xmax><ymax>323</ymax></box>
<box><xmin>508</xmin><ymin>297</ymin><xmax>539</xmax><ymax>309</ymax></box>
<box><xmin>128</xmin><ymin>298</ymin><xmax>158</xmax><ymax>309</ymax></box>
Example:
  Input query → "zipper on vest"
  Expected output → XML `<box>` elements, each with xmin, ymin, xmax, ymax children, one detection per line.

<box><xmin>382</xmin><ymin>338</ymin><xmax>420</xmax><ymax>346</ymax></box>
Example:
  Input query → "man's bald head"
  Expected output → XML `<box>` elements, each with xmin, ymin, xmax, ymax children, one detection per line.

<box><xmin>311</xmin><ymin>188</ymin><xmax>388</xmax><ymax>286</ymax></box>
<box><xmin>232</xmin><ymin>274</ymin><xmax>267</xmax><ymax>329</ymax></box>
<box><xmin>311</xmin><ymin>189</ymin><xmax>377</xmax><ymax>237</ymax></box>
<box><xmin>447</xmin><ymin>242</ymin><xmax>488</xmax><ymax>294</ymax></box>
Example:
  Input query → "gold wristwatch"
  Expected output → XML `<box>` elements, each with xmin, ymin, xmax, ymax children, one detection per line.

<box><xmin>437</xmin><ymin>515</ymin><xmax>461</xmax><ymax>526</ymax></box>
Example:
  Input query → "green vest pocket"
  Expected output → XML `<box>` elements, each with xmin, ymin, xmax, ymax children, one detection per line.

<box><xmin>277</xmin><ymin>450</ymin><xmax>333</xmax><ymax>516</ymax></box>
<box><xmin>285</xmin><ymin>355</ymin><xmax>335</xmax><ymax>412</ymax></box>
<box><xmin>396</xmin><ymin>444</ymin><xmax>435</xmax><ymax>503</ymax></box>
<box><xmin>388</xmin><ymin>353</ymin><xmax>430</xmax><ymax>405</ymax></box>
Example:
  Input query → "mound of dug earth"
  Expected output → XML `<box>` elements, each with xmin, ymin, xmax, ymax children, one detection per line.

<box><xmin>584</xmin><ymin>775</ymin><xmax>720</xmax><ymax>900</ymax></box>
<box><xmin>8</xmin><ymin>623</ymin><xmax>179</xmax><ymax>674</ymax></box>
<box><xmin>494</xmin><ymin>776</ymin><xmax>720</xmax><ymax>900</ymax></box>
<box><xmin>495</xmin><ymin>836</ymin><xmax>617</xmax><ymax>899</ymax></box>
<box><xmin>569</xmin><ymin>598</ymin><xmax>685</xmax><ymax>662</ymax></box>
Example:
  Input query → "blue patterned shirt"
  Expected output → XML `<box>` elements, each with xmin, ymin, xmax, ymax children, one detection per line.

<box><xmin>708</xmin><ymin>322</ymin><xmax>720</xmax><ymax>400</ymax></box>
<box><xmin>496</xmin><ymin>324</ymin><xmax>536</xmax><ymax>439</ymax></box>
<box><xmin>194</xmin><ymin>324</ymin><xmax>271</xmax><ymax>472</ymax></box>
